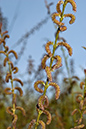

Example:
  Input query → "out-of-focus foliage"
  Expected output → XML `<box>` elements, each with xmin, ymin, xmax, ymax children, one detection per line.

<box><xmin>0</xmin><ymin>55</ymin><xmax>85</xmax><ymax>129</ymax></box>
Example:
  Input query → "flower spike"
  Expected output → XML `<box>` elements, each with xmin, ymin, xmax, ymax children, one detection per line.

<box><xmin>6</xmin><ymin>106</ymin><xmax>13</xmax><ymax>115</ymax></box>
<box><xmin>64</xmin><ymin>14</ymin><xmax>75</xmax><ymax>24</ymax></box>
<box><xmin>45</xmin><ymin>66</ymin><xmax>52</xmax><ymax>82</ymax></box>
<box><xmin>14</xmin><ymin>86</ymin><xmax>23</xmax><ymax>96</ymax></box>
<box><xmin>72</xmin><ymin>109</ymin><xmax>78</xmax><ymax>115</ymax></box>
<box><xmin>39</xmin><ymin>120</ymin><xmax>46</xmax><ymax>129</ymax></box>
<box><xmin>38</xmin><ymin>95</ymin><xmax>49</xmax><ymax>110</ymax></box>
<box><xmin>57</xmin><ymin>42</ymin><xmax>72</xmax><ymax>56</ymax></box>
<box><xmin>12</xmin><ymin>114</ymin><xmax>18</xmax><ymax>126</ymax></box>
<box><xmin>8</xmin><ymin>50</ymin><xmax>18</xmax><ymax>59</ymax></box>
<box><xmin>5</xmin><ymin>73</ymin><xmax>12</xmax><ymax>82</ymax></box>
<box><xmin>56</xmin><ymin>0</ymin><xmax>63</xmax><ymax>14</ymax></box>
<box><xmin>52</xmin><ymin>12</ymin><xmax>64</xmax><ymax>26</ymax></box>
<box><xmin>51</xmin><ymin>55</ymin><xmax>62</xmax><ymax>71</ymax></box>
<box><xmin>76</xmin><ymin>94</ymin><xmax>83</xmax><ymax>103</ymax></box>
<box><xmin>34</xmin><ymin>80</ymin><xmax>45</xmax><ymax>93</ymax></box>
<box><xmin>49</xmin><ymin>82</ymin><xmax>60</xmax><ymax>100</ymax></box>
<box><xmin>43</xmin><ymin>110</ymin><xmax>51</xmax><ymax>125</ymax></box>
<box><xmin>60</xmin><ymin>26</ymin><xmax>67</xmax><ymax>31</ymax></box>
<box><xmin>12</xmin><ymin>67</ymin><xmax>18</xmax><ymax>74</ymax></box>
<box><xmin>8</xmin><ymin>61</ymin><xmax>14</xmax><ymax>69</ymax></box>
<box><xmin>41</xmin><ymin>54</ymin><xmax>49</xmax><ymax>69</ymax></box>
<box><xmin>7</xmin><ymin>127</ymin><xmax>12</xmax><ymax>129</ymax></box>
<box><xmin>13</xmin><ymin>78</ymin><xmax>23</xmax><ymax>86</ymax></box>
<box><xmin>4</xmin><ymin>88</ymin><xmax>12</xmax><ymax>95</ymax></box>
<box><xmin>3</xmin><ymin>57</ymin><xmax>9</xmax><ymax>66</ymax></box>
<box><xmin>66</xmin><ymin>0</ymin><xmax>76</xmax><ymax>12</ymax></box>
<box><xmin>71</xmin><ymin>124</ymin><xmax>85</xmax><ymax>129</ymax></box>
<box><xmin>80</xmin><ymin>82</ymin><xmax>85</xmax><ymax>89</ymax></box>
<box><xmin>28</xmin><ymin>119</ymin><xmax>36</xmax><ymax>129</ymax></box>
<box><xmin>4</xmin><ymin>34</ymin><xmax>10</xmax><ymax>40</ymax></box>
<box><xmin>0</xmin><ymin>50</ymin><xmax>6</xmax><ymax>55</ymax></box>
<box><xmin>45</xmin><ymin>41</ymin><xmax>53</xmax><ymax>57</ymax></box>
<box><xmin>16</xmin><ymin>106</ymin><xmax>26</xmax><ymax>116</ymax></box>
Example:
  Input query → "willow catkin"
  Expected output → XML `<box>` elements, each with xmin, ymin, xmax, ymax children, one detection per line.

<box><xmin>49</xmin><ymin>82</ymin><xmax>60</xmax><ymax>100</ymax></box>
<box><xmin>57</xmin><ymin>42</ymin><xmax>72</xmax><ymax>56</ymax></box>
<box><xmin>64</xmin><ymin>13</ymin><xmax>75</xmax><ymax>24</ymax></box>
<box><xmin>66</xmin><ymin>0</ymin><xmax>77</xmax><ymax>12</ymax></box>
<box><xmin>34</xmin><ymin>80</ymin><xmax>45</xmax><ymax>93</ymax></box>
<box><xmin>52</xmin><ymin>12</ymin><xmax>64</xmax><ymax>26</ymax></box>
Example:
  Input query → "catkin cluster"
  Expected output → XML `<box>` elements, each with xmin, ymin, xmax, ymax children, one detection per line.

<box><xmin>0</xmin><ymin>0</ymin><xmax>77</xmax><ymax>128</ymax></box>
<box><xmin>0</xmin><ymin>23</ymin><xmax>25</xmax><ymax>129</ymax></box>
<box><xmin>71</xmin><ymin>69</ymin><xmax>86</xmax><ymax>129</ymax></box>
<box><xmin>28</xmin><ymin>0</ymin><xmax>76</xmax><ymax>129</ymax></box>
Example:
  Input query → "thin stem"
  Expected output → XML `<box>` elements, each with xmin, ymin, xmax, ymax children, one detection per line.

<box><xmin>35</xmin><ymin>110</ymin><xmax>43</xmax><ymax>129</ymax></box>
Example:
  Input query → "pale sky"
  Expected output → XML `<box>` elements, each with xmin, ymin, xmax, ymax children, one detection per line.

<box><xmin>0</xmin><ymin>0</ymin><xmax>86</xmax><ymax>79</ymax></box>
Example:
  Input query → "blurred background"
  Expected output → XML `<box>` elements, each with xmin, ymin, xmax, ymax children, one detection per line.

<box><xmin>0</xmin><ymin>0</ymin><xmax>86</xmax><ymax>128</ymax></box>
<box><xmin>0</xmin><ymin>0</ymin><xmax>86</xmax><ymax>77</ymax></box>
